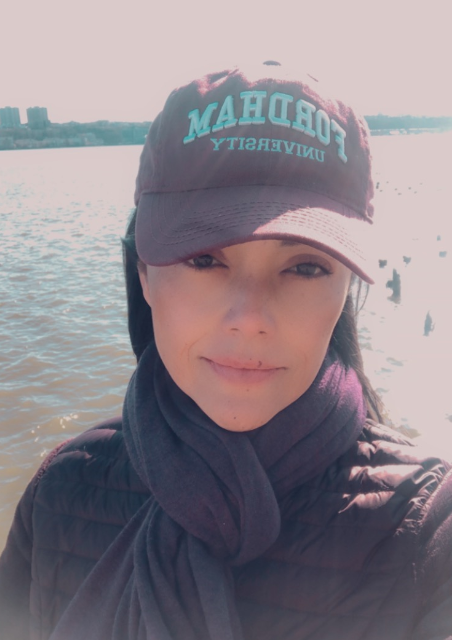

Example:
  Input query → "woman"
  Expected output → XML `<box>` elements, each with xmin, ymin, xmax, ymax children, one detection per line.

<box><xmin>1</xmin><ymin>61</ymin><xmax>451</xmax><ymax>640</ymax></box>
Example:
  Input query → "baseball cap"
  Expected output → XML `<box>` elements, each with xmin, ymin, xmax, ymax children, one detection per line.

<box><xmin>134</xmin><ymin>61</ymin><xmax>376</xmax><ymax>283</ymax></box>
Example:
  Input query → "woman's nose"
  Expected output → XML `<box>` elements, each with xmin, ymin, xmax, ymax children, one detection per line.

<box><xmin>222</xmin><ymin>277</ymin><xmax>275</xmax><ymax>337</ymax></box>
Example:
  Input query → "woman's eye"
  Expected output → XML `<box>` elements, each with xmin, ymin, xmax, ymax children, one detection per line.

<box><xmin>187</xmin><ymin>254</ymin><xmax>217</xmax><ymax>269</ymax></box>
<box><xmin>290</xmin><ymin>262</ymin><xmax>329</xmax><ymax>277</ymax></box>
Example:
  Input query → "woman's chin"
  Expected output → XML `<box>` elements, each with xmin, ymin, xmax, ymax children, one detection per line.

<box><xmin>201</xmin><ymin>404</ymin><xmax>280</xmax><ymax>432</ymax></box>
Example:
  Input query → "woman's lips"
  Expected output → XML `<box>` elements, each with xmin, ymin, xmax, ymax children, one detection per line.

<box><xmin>202</xmin><ymin>357</ymin><xmax>285</xmax><ymax>384</ymax></box>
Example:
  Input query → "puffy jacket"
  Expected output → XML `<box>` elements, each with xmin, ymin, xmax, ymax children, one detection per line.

<box><xmin>1</xmin><ymin>418</ymin><xmax>452</xmax><ymax>640</ymax></box>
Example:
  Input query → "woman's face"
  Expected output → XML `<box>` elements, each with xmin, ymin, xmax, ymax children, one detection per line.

<box><xmin>139</xmin><ymin>239</ymin><xmax>351</xmax><ymax>432</ymax></box>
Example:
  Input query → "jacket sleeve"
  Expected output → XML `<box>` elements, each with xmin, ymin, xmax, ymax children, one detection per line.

<box><xmin>0</xmin><ymin>476</ymin><xmax>35</xmax><ymax>640</ymax></box>
<box><xmin>0</xmin><ymin>442</ymin><xmax>69</xmax><ymax>640</ymax></box>
<box><xmin>412</xmin><ymin>467</ymin><xmax>452</xmax><ymax>640</ymax></box>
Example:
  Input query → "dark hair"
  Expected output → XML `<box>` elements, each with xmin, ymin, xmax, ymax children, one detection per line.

<box><xmin>122</xmin><ymin>209</ymin><xmax>154</xmax><ymax>361</ymax></box>
<box><xmin>330</xmin><ymin>287</ymin><xmax>384</xmax><ymax>422</ymax></box>
<box><xmin>122</xmin><ymin>209</ymin><xmax>384</xmax><ymax>423</ymax></box>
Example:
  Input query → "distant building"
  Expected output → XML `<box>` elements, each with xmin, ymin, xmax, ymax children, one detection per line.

<box><xmin>0</xmin><ymin>107</ymin><xmax>21</xmax><ymax>128</ymax></box>
<box><xmin>27</xmin><ymin>106</ymin><xmax>50</xmax><ymax>129</ymax></box>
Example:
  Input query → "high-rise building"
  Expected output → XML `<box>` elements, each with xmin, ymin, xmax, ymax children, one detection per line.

<box><xmin>27</xmin><ymin>107</ymin><xmax>50</xmax><ymax>129</ymax></box>
<box><xmin>0</xmin><ymin>107</ymin><xmax>21</xmax><ymax>128</ymax></box>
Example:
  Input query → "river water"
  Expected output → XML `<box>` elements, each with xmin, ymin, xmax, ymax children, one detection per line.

<box><xmin>1</xmin><ymin>134</ymin><xmax>452</xmax><ymax>551</ymax></box>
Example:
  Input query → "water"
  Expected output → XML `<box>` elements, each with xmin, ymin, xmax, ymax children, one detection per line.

<box><xmin>358</xmin><ymin>134</ymin><xmax>452</xmax><ymax>440</ymax></box>
<box><xmin>1</xmin><ymin>136</ymin><xmax>452</xmax><ymax>551</ymax></box>
<box><xmin>0</xmin><ymin>146</ymin><xmax>139</xmax><ymax>550</ymax></box>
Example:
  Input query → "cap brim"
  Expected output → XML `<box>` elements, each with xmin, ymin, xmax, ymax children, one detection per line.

<box><xmin>136</xmin><ymin>185</ymin><xmax>375</xmax><ymax>283</ymax></box>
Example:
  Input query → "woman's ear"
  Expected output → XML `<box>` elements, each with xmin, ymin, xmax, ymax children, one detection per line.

<box><xmin>138</xmin><ymin>262</ymin><xmax>152</xmax><ymax>308</ymax></box>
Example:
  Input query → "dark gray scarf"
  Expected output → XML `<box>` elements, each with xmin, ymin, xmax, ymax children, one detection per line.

<box><xmin>51</xmin><ymin>342</ymin><xmax>366</xmax><ymax>640</ymax></box>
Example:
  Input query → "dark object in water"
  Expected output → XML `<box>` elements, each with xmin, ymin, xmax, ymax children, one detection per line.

<box><xmin>386</xmin><ymin>269</ymin><xmax>401</xmax><ymax>303</ymax></box>
<box><xmin>439</xmin><ymin>251</ymin><xmax>447</xmax><ymax>258</ymax></box>
<box><xmin>379</xmin><ymin>259</ymin><xmax>387</xmax><ymax>268</ymax></box>
<box><xmin>402</xmin><ymin>256</ymin><xmax>411</xmax><ymax>265</ymax></box>
<box><xmin>424</xmin><ymin>311</ymin><xmax>435</xmax><ymax>337</ymax></box>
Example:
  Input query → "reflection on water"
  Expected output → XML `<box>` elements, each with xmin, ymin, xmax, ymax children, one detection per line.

<box><xmin>358</xmin><ymin>134</ymin><xmax>452</xmax><ymax>442</ymax></box>
<box><xmin>1</xmin><ymin>136</ymin><xmax>452</xmax><ymax>551</ymax></box>
<box><xmin>0</xmin><ymin>146</ymin><xmax>139</xmax><ymax>550</ymax></box>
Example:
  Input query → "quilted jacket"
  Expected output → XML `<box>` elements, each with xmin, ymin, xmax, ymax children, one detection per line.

<box><xmin>1</xmin><ymin>418</ymin><xmax>452</xmax><ymax>640</ymax></box>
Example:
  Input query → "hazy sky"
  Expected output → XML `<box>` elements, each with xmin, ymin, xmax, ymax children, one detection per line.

<box><xmin>3</xmin><ymin>0</ymin><xmax>451</xmax><ymax>124</ymax></box>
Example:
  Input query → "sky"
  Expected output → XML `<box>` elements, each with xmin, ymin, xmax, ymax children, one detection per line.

<box><xmin>2</xmin><ymin>0</ymin><xmax>451</xmax><ymax>124</ymax></box>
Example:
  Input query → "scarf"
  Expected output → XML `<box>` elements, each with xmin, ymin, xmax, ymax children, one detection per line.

<box><xmin>51</xmin><ymin>342</ymin><xmax>366</xmax><ymax>640</ymax></box>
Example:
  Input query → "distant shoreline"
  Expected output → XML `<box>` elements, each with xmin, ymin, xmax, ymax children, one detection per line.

<box><xmin>0</xmin><ymin>121</ymin><xmax>151</xmax><ymax>151</ymax></box>
<box><xmin>1</xmin><ymin>115</ymin><xmax>451</xmax><ymax>151</ymax></box>
<box><xmin>369</xmin><ymin>128</ymin><xmax>451</xmax><ymax>137</ymax></box>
